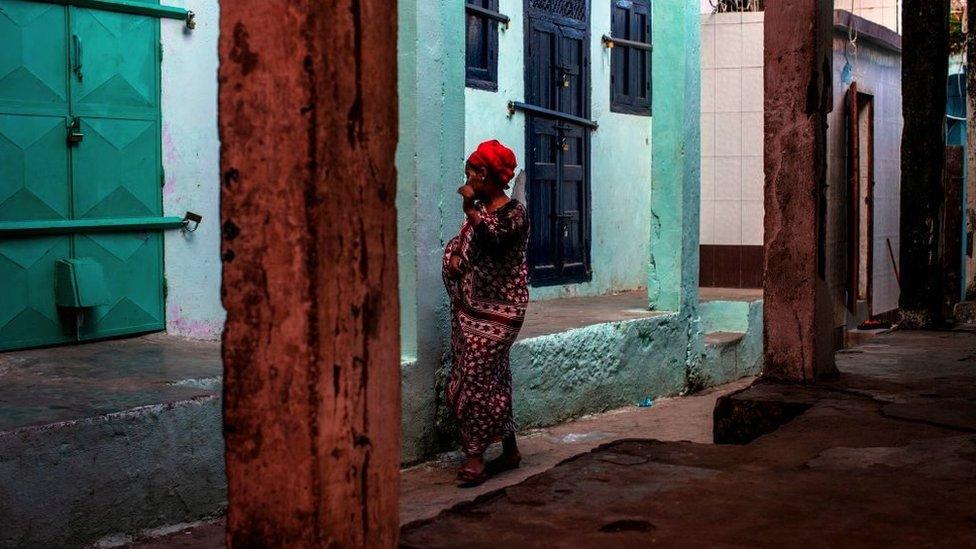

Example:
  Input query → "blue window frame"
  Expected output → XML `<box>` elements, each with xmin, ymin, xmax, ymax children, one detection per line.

<box><xmin>466</xmin><ymin>0</ymin><xmax>501</xmax><ymax>91</ymax></box>
<box><xmin>610</xmin><ymin>0</ymin><xmax>651</xmax><ymax>115</ymax></box>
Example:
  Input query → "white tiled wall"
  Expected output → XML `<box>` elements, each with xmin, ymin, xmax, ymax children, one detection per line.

<box><xmin>700</xmin><ymin>12</ymin><xmax>764</xmax><ymax>247</ymax></box>
<box><xmin>847</xmin><ymin>0</ymin><xmax>901</xmax><ymax>33</ymax></box>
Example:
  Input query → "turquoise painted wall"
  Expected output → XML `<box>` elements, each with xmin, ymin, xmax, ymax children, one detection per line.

<box><xmin>161</xmin><ymin>0</ymin><xmax>224</xmax><ymax>340</ymax></box>
<box><xmin>398</xmin><ymin>0</ymin><xmax>467</xmax><ymax>463</ymax></box>
<box><xmin>464</xmin><ymin>0</ymin><xmax>653</xmax><ymax>301</ymax></box>
<box><xmin>649</xmin><ymin>0</ymin><xmax>701</xmax><ymax>313</ymax></box>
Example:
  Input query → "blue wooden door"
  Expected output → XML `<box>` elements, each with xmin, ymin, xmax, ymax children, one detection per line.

<box><xmin>524</xmin><ymin>2</ymin><xmax>592</xmax><ymax>286</ymax></box>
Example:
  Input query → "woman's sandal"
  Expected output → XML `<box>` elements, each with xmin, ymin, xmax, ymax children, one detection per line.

<box><xmin>485</xmin><ymin>453</ymin><xmax>521</xmax><ymax>475</ymax></box>
<box><xmin>456</xmin><ymin>466</ymin><xmax>489</xmax><ymax>487</ymax></box>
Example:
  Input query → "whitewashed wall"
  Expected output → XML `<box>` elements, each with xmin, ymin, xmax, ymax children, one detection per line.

<box><xmin>161</xmin><ymin>0</ymin><xmax>224</xmax><ymax>340</ymax></box>
<box><xmin>826</xmin><ymin>34</ymin><xmax>903</xmax><ymax>318</ymax></box>
<box><xmin>699</xmin><ymin>12</ymin><xmax>764</xmax><ymax>248</ymax></box>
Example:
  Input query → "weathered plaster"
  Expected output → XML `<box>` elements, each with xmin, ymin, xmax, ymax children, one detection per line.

<box><xmin>697</xmin><ymin>299</ymin><xmax>764</xmax><ymax>387</ymax></box>
<box><xmin>161</xmin><ymin>0</ymin><xmax>224</xmax><ymax>340</ymax></box>
<box><xmin>397</xmin><ymin>0</ymin><xmax>467</xmax><ymax>463</ymax></box>
<box><xmin>511</xmin><ymin>314</ymin><xmax>687</xmax><ymax>429</ymax></box>
<box><xmin>0</xmin><ymin>397</ymin><xmax>225</xmax><ymax>548</ymax></box>
<box><xmin>763</xmin><ymin>0</ymin><xmax>837</xmax><ymax>381</ymax></box>
<box><xmin>649</xmin><ymin>0</ymin><xmax>702</xmax><ymax>314</ymax></box>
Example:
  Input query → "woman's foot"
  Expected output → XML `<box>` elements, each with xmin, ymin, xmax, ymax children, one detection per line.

<box><xmin>457</xmin><ymin>455</ymin><xmax>488</xmax><ymax>487</ymax></box>
<box><xmin>486</xmin><ymin>450</ymin><xmax>521</xmax><ymax>475</ymax></box>
<box><xmin>487</xmin><ymin>434</ymin><xmax>521</xmax><ymax>475</ymax></box>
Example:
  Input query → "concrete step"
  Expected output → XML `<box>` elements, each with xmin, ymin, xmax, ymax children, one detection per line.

<box><xmin>703</xmin><ymin>331</ymin><xmax>746</xmax><ymax>349</ymax></box>
<box><xmin>0</xmin><ymin>335</ymin><xmax>225</xmax><ymax>548</ymax></box>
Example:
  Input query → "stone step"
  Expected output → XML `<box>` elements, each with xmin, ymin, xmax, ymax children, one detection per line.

<box><xmin>703</xmin><ymin>331</ymin><xmax>746</xmax><ymax>349</ymax></box>
<box><xmin>0</xmin><ymin>335</ymin><xmax>225</xmax><ymax>548</ymax></box>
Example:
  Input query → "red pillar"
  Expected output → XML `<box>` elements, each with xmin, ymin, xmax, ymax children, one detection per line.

<box><xmin>219</xmin><ymin>1</ymin><xmax>400</xmax><ymax>546</ymax></box>
<box><xmin>763</xmin><ymin>0</ymin><xmax>837</xmax><ymax>382</ymax></box>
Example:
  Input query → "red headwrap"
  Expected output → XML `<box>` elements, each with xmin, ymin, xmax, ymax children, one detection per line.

<box><xmin>467</xmin><ymin>139</ymin><xmax>518</xmax><ymax>189</ymax></box>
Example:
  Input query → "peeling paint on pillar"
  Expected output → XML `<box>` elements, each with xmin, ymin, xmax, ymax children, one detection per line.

<box><xmin>649</xmin><ymin>0</ymin><xmax>702</xmax><ymax>316</ymax></box>
<box><xmin>763</xmin><ymin>0</ymin><xmax>837</xmax><ymax>382</ymax></box>
<box><xmin>219</xmin><ymin>1</ymin><xmax>401</xmax><ymax>546</ymax></box>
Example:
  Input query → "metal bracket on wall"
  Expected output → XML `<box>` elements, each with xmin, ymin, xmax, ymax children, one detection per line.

<box><xmin>601</xmin><ymin>34</ymin><xmax>652</xmax><ymax>51</ymax></box>
<box><xmin>508</xmin><ymin>101</ymin><xmax>599</xmax><ymax>130</ymax></box>
<box><xmin>182</xmin><ymin>211</ymin><xmax>203</xmax><ymax>233</ymax></box>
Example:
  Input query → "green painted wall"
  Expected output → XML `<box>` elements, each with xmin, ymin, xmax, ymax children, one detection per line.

<box><xmin>397</xmin><ymin>0</ymin><xmax>467</xmax><ymax>463</ymax></box>
<box><xmin>649</xmin><ymin>0</ymin><xmax>702</xmax><ymax>313</ymax></box>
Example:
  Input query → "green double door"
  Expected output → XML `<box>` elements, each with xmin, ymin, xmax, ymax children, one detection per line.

<box><xmin>0</xmin><ymin>0</ymin><xmax>165</xmax><ymax>350</ymax></box>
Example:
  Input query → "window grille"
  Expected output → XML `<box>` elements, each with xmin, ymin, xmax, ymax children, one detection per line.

<box><xmin>528</xmin><ymin>0</ymin><xmax>587</xmax><ymax>22</ymax></box>
<box><xmin>711</xmin><ymin>0</ymin><xmax>764</xmax><ymax>12</ymax></box>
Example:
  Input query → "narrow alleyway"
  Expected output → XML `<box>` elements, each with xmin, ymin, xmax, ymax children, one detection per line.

<box><xmin>122</xmin><ymin>378</ymin><xmax>754</xmax><ymax>548</ymax></box>
<box><xmin>400</xmin><ymin>329</ymin><xmax>976</xmax><ymax>547</ymax></box>
<box><xmin>123</xmin><ymin>328</ymin><xmax>976</xmax><ymax>547</ymax></box>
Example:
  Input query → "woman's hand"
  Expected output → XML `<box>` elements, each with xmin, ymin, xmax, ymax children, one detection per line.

<box><xmin>447</xmin><ymin>254</ymin><xmax>463</xmax><ymax>278</ymax></box>
<box><xmin>458</xmin><ymin>185</ymin><xmax>476</xmax><ymax>201</ymax></box>
<box><xmin>458</xmin><ymin>185</ymin><xmax>481</xmax><ymax>223</ymax></box>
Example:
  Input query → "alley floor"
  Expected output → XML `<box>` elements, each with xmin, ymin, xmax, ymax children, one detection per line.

<box><xmin>122</xmin><ymin>378</ymin><xmax>754</xmax><ymax>548</ymax></box>
<box><xmin>402</xmin><ymin>329</ymin><xmax>976</xmax><ymax>547</ymax></box>
<box><xmin>125</xmin><ymin>328</ymin><xmax>976</xmax><ymax>547</ymax></box>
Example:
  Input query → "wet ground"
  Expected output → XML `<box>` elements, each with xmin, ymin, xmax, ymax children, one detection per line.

<box><xmin>401</xmin><ymin>330</ymin><xmax>976</xmax><ymax>547</ymax></box>
<box><xmin>0</xmin><ymin>334</ymin><xmax>220</xmax><ymax>432</ymax></box>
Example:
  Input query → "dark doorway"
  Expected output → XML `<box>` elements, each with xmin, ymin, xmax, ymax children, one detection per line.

<box><xmin>523</xmin><ymin>0</ymin><xmax>592</xmax><ymax>286</ymax></box>
<box><xmin>846</xmin><ymin>84</ymin><xmax>875</xmax><ymax>317</ymax></box>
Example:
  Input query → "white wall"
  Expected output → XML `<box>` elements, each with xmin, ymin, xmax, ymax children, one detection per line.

<box><xmin>160</xmin><ymin>0</ymin><xmax>224</xmax><ymax>340</ymax></box>
<box><xmin>826</xmin><ymin>34</ymin><xmax>903</xmax><ymax>318</ymax></box>
<box><xmin>700</xmin><ymin>12</ymin><xmax>764</xmax><ymax>248</ymax></box>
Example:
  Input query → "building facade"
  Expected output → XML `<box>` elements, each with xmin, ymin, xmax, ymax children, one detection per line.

<box><xmin>698</xmin><ymin>4</ymin><xmax>903</xmax><ymax>339</ymax></box>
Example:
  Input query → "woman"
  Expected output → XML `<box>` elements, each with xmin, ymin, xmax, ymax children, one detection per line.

<box><xmin>443</xmin><ymin>139</ymin><xmax>530</xmax><ymax>486</ymax></box>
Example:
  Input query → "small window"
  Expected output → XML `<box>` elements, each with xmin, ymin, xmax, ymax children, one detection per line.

<box><xmin>610</xmin><ymin>0</ymin><xmax>651</xmax><ymax>116</ymax></box>
<box><xmin>466</xmin><ymin>0</ymin><xmax>500</xmax><ymax>91</ymax></box>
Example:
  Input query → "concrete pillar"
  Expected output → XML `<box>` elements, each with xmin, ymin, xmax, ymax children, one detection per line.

<box><xmin>649</xmin><ymin>0</ymin><xmax>701</xmax><ymax>313</ymax></box>
<box><xmin>219</xmin><ymin>1</ymin><xmax>401</xmax><ymax>546</ymax></box>
<box><xmin>900</xmin><ymin>0</ymin><xmax>950</xmax><ymax>326</ymax></box>
<box><xmin>763</xmin><ymin>0</ymin><xmax>837</xmax><ymax>382</ymax></box>
<box><xmin>395</xmin><ymin>0</ymin><xmax>466</xmax><ymax>462</ymax></box>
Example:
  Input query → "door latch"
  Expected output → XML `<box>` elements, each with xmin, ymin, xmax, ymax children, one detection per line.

<box><xmin>67</xmin><ymin>117</ymin><xmax>84</xmax><ymax>145</ymax></box>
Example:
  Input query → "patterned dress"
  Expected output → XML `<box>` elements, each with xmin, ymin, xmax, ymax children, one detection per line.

<box><xmin>442</xmin><ymin>200</ymin><xmax>530</xmax><ymax>457</ymax></box>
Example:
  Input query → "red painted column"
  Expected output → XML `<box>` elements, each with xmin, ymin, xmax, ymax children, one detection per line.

<box><xmin>763</xmin><ymin>0</ymin><xmax>837</xmax><ymax>382</ymax></box>
<box><xmin>219</xmin><ymin>1</ymin><xmax>400</xmax><ymax>546</ymax></box>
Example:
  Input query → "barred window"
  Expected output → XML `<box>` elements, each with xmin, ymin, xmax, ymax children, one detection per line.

<box><xmin>610</xmin><ymin>0</ymin><xmax>651</xmax><ymax>115</ymax></box>
<box><xmin>466</xmin><ymin>0</ymin><xmax>500</xmax><ymax>91</ymax></box>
